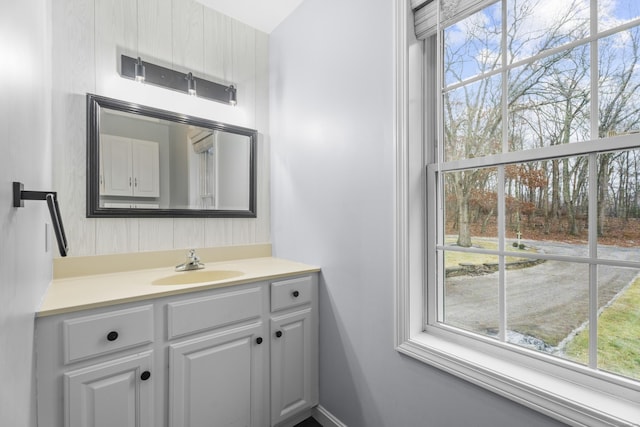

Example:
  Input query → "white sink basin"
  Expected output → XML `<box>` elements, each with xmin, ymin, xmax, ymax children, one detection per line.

<box><xmin>152</xmin><ymin>270</ymin><xmax>244</xmax><ymax>285</ymax></box>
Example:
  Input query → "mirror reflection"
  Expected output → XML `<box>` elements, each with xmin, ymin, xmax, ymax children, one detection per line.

<box><xmin>87</xmin><ymin>94</ymin><xmax>257</xmax><ymax>217</ymax></box>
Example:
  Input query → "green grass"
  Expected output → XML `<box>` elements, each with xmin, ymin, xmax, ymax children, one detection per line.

<box><xmin>564</xmin><ymin>277</ymin><xmax>640</xmax><ymax>380</ymax></box>
<box><xmin>444</xmin><ymin>238</ymin><xmax>535</xmax><ymax>268</ymax></box>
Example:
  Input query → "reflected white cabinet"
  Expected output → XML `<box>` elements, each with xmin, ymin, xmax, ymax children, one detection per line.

<box><xmin>101</xmin><ymin>134</ymin><xmax>159</xmax><ymax>197</ymax></box>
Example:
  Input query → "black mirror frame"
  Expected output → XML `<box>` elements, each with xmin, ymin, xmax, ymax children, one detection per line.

<box><xmin>86</xmin><ymin>93</ymin><xmax>257</xmax><ymax>218</ymax></box>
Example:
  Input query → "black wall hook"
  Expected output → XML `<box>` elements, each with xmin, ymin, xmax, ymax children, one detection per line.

<box><xmin>13</xmin><ymin>182</ymin><xmax>69</xmax><ymax>257</ymax></box>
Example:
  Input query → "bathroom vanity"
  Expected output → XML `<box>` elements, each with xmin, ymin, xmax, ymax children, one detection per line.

<box><xmin>34</xmin><ymin>253</ymin><xmax>319</xmax><ymax>427</ymax></box>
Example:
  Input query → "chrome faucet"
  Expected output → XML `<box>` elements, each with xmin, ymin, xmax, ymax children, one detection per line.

<box><xmin>175</xmin><ymin>249</ymin><xmax>205</xmax><ymax>272</ymax></box>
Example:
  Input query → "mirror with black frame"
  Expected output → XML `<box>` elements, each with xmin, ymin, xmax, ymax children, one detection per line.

<box><xmin>86</xmin><ymin>94</ymin><xmax>257</xmax><ymax>218</ymax></box>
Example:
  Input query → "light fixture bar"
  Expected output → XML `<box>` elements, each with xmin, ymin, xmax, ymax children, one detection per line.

<box><xmin>120</xmin><ymin>54</ymin><xmax>237</xmax><ymax>106</ymax></box>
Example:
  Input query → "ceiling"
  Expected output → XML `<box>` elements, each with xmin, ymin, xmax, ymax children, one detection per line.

<box><xmin>195</xmin><ymin>0</ymin><xmax>305</xmax><ymax>34</ymax></box>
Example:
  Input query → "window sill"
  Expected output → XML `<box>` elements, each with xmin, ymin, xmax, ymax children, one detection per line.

<box><xmin>396</xmin><ymin>332</ymin><xmax>640</xmax><ymax>427</ymax></box>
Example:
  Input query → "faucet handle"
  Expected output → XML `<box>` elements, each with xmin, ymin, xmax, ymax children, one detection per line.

<box><xmin>187</xmin><ymin>249</ymin><xmax>199</xmax><ymax>262</ymax></box>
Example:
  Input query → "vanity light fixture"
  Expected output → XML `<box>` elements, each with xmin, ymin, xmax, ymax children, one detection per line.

<box><xmin>228</xmin><ymin>85</ymin><xmax>237</xmax><ymax>106</ymax></box>
<box><xmin>134</xmin><ymin>56</ymin><xmax>146</xmax><ymax>82</ymax></box>
<box><xmin>120</xmin><ymin>54</ymin><xmax>237</xmax><ymax>106</ymax></box>
<box><xmin>186</xmin><ymin>72</ymin><xmax>197</xmax><ymax>96</ymax></box>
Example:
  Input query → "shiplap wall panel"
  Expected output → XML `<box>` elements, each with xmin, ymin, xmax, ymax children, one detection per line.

<box><xmin>52</xmin><ymin>0</ymin><xmax>270</xmax><ymax>257</ymax></box>
<box><xmin>205</xmin><ymin>218</ymin><xmax>233</xmax><ymax>247</ymax></box>
<box><xmin>52</xmin><ymin>0</ymin><xmax>97</xmax><ymax>257</ymax></box>
<box><xmin>203</xmin><ymin>9</ymin><xmax>228</xmax><ymax>84</ymax></box>
<box><xmin>138</xmin><ymin>218</ymin><xmax>174</xmax><ymax>252</ymax></box>
<box><xmin>96</xmin><ymin>218</ymin><xmax>139</xmax><ymax>254</ymax></box>
<box><xmin>173</xmin><ymin>218</ymin><xmax>206</xmax><ymax>249</ymax></box>
<box><xmin>171</xmin><ymin>0</ymin><xmax>205</xmax><ymax>73</ymax></box>
<box><xmin>94</xmin><ymin>0</ymin><xmax>141</xmax><ymax>250</ymax></box>
<box><xmin>138</xmin><ymin>0</ymin><xmax>172</xmax><ymax>62</ymax></box>
<box><xmin>233</xmin><ymin>19</ymin><xmax>257</xmax><ymax>128</ymax></box>
<box><xmin>255</xmin><ymin>32</ymin><xmax>270</xmax><ymax>243</ymax></box>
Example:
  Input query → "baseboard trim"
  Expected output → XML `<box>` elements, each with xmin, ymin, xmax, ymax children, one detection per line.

<box><xmin>276</xmin><ymin>408</ymin><xmax>314</xmax><ymax>427</ymax></box>
<box><xmin>312</xmin><ymin>405</ymin><xmax>347</xmax><ymax>427</ymax></box>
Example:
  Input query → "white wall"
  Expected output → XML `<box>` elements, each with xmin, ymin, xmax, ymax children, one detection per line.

<box><xmin>52</xmin><ymin>0</ymin><xmax>270</xmax><ymax>257</ymax></box>
<box><xmin>0</xmin><ymin>1</ymin><xmax>52</xmax><ymax>426</ymax></box>
<box><xmin>270</xmin><ymin>1</ymin><xmax>568</xmax><ymax>426</ymax></box>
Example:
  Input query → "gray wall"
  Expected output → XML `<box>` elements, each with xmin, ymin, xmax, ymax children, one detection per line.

<box><xmin>269</xmin><ymin>1</ymin><xmax>567</xmax><ymax>426</ymax></box>
<box><xmin>0</xmin><ymin>1</ymin><xmax>53</xmax><ymax>426</ymax></box>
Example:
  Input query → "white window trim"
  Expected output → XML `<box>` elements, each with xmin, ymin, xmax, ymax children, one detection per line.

<box><xmin>394</xmin><ymin>1</ymin><xmax>640</xmax><ymax>426</ymax></box>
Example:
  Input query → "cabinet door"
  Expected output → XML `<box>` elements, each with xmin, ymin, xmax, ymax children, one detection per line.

<box><xmin>169</xmin><ymin>323</ymin><xmax>267</xmax><ymax>427</ymax></box>
<box><xmin>65</xmin><ymin>351</ymin><xmax>154</xmax><ymax>427</ymax></box>
<box><xmin>101</xmin><ymin>135</ymin><xmax>133</xmax><ymax>196</ymax></box>
<box><xmin>270</xmin><ymin>308</ymin><xmax>317</xmax><ymax>426</ymax></box>
<box><xmin>131</xmin><ymin>139</ymin><xmax>159</xmax><ymax>197</ymax></box>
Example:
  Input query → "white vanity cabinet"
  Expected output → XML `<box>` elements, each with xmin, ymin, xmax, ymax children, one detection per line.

<box><xmin>65</xmin><ymin>351</ymin><xmax>155</xmax><ymax>427</ymax></box>
<box><xmin>166</xmin><ymin>284</ymin><xmax>268</xmax><ymax>427</ymax></box>
<box><xmin>35</xmin><ymin>273</ymin><xmax>318</xmax><ymax>427</ymax></box>
<box><xmin>35</xmin><ymin>303</ymin><xmax>156</xmax><ymax>427</ymax></box>
<box><xmin>269</xmin><ymin>276</ymin><xmax>319</xmax><ymax>426</ymax></box>
<box><xmin>100</xmin><ymin>134</ymin><xmax>159</xmax><ymax>198</ymax></box>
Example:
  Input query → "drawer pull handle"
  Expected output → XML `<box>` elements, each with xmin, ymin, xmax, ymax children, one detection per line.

<box><xmin>140</xmin><ymin>371</ymin><xmax>151</xmax><ymax>381</ymax></box>
<box><xmin>292</xmin><ymin>290</ymin><xmax>300</xmax><ymax>298</ymax></box>
<box><xmin>106</xmin><ymin>331</ymin><xmax>119</xmax><ymax>341</ymax></box>
<box><xmin>275</xmin><ymin>330</ymin><xmax>283</xmax><ymax>338</ymax></box>
<box><xmin>256</xmin><ymin>337</ymin><xmax>263</xmax><ymax>344</ymax></box>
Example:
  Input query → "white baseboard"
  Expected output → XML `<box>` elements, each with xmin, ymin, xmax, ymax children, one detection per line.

<box><xmin>276</xmin><ymin>408</ymin><xmax>314</xmax><ymax>427</ymax></box>
<box><xmin>312</xmin><ymin>405</ymin><xmax>347</xmax><ymax>427</ymax></box>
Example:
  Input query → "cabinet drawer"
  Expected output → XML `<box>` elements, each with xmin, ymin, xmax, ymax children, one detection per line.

<box><xmin>63</xmin><ymin>305</ymin><xmax>154</xmax><ymax>364</ymax></box>
<box><xmin>270</xmin><ymin>276</ymin><xmax>312</xmax><ymax>312</ymax></box>
<box><xmin>167</xmin><ymin>286</ymin><xmax>262</xmax><ymax>339</ymax></box>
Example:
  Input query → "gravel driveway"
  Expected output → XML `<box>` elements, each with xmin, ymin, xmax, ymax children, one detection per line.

<box><xmin>444</xmin><ymin>241</ymin><xmax>639</xmax><ymax>349</ymax></box>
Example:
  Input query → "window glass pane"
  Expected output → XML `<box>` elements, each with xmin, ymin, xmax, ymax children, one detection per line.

<box><xmin>506</xmin><ymin>261</ymin><xmax>589</xmax><ymax>363</ymax></box>
<box><xmin>596</xmin><ymin>267</ymin><xmax>640</xmax><ymax>380</ymax></box>
<box><xmin>444</xmin><ymin>77</ymin><xmax>502</xmax><ymax>161</ymax></box>
<box><xmin>509</xmin><ymin>45</ymin><xmax>591</xmax><ymax>151</ymax></box>
<box><xmin>598</xmin><ymin>28</ymin><xmax>640</xmax><ymax>138</ymax></box>
<box><xmin>599</xmin><ymin>0</ymin><xmax>640</xmax><ymax>33</ymax></box>
<box><xmin>506</xmin><ymin>0</ymin><xmax>589</xmax><ymax>64</ymax></box>
<box><xmin>505</xmin><ymin>157</ymin><xmax>589</xmax><ymax>257</ymax></box>
<box><xmin>443</xmin><ymin>250</ymin><xmax>500</xmax><ymax>338</ymax></box>
<box><xmin>444</xmin><ymin>168</ymin><xmax>498</xmax><ymax>245</ymax></box>
<box><xmin>444</xmin><ymin>2</ymin><xmax>501</xmax><ymax>87</ymax></box>
<box><xmin>597</xmin><ymin>150</ymin><xmax>640</xmax><ymax>258</ymax></box>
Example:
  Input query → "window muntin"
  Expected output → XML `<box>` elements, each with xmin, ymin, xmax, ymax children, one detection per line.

<box><xmin>435</xmin><ymin>0</ymin><xmax>640</xmax><ymax>385</ymax></box>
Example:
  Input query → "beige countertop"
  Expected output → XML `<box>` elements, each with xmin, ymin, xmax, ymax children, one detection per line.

<box><xmin>39</xmin><ymin>256</ymin><xmax>320</xmax><ymax>317</ymax></box>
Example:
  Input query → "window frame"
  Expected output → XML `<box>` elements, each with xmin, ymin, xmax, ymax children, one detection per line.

<box><xmin>394</xmin><ymin>1</ymin><xmax>640</xmax><ymax>426</ymax></box>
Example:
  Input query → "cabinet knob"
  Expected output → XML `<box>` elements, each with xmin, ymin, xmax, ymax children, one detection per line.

<box><xmin>140</xmin><ymin>371</ymin><xmax>151</xmax><ymax>381</ymax></box>
<box><xmin>275</xmin><ymin>330</ymin><xmax>283</xmax><ymax>338</ymax></box>
<box><xmin>292</xmin><ymin>290</ymin><xmax>300</xmax><ymax>298</ymax></box>
<box><xmin>256</xmin><ymin>337</ymin><xmax>263</xmax><ymax>344</ymax></box>
<box><xmin>106</xmin><ymin>331</ymin><xmax>119</xmax><ymax>341</ymax></box>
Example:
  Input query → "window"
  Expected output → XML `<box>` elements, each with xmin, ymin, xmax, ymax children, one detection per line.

<box><xmin>396</xmin><ymin>1</ymin><xmax>640</xmax><ymax>425</ymax></box>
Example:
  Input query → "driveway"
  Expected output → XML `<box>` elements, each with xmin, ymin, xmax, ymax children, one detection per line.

<box><xmin>444</xmin><ymin>241</ymin><xmax>639</xmax><ymax>349</ymax></box>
